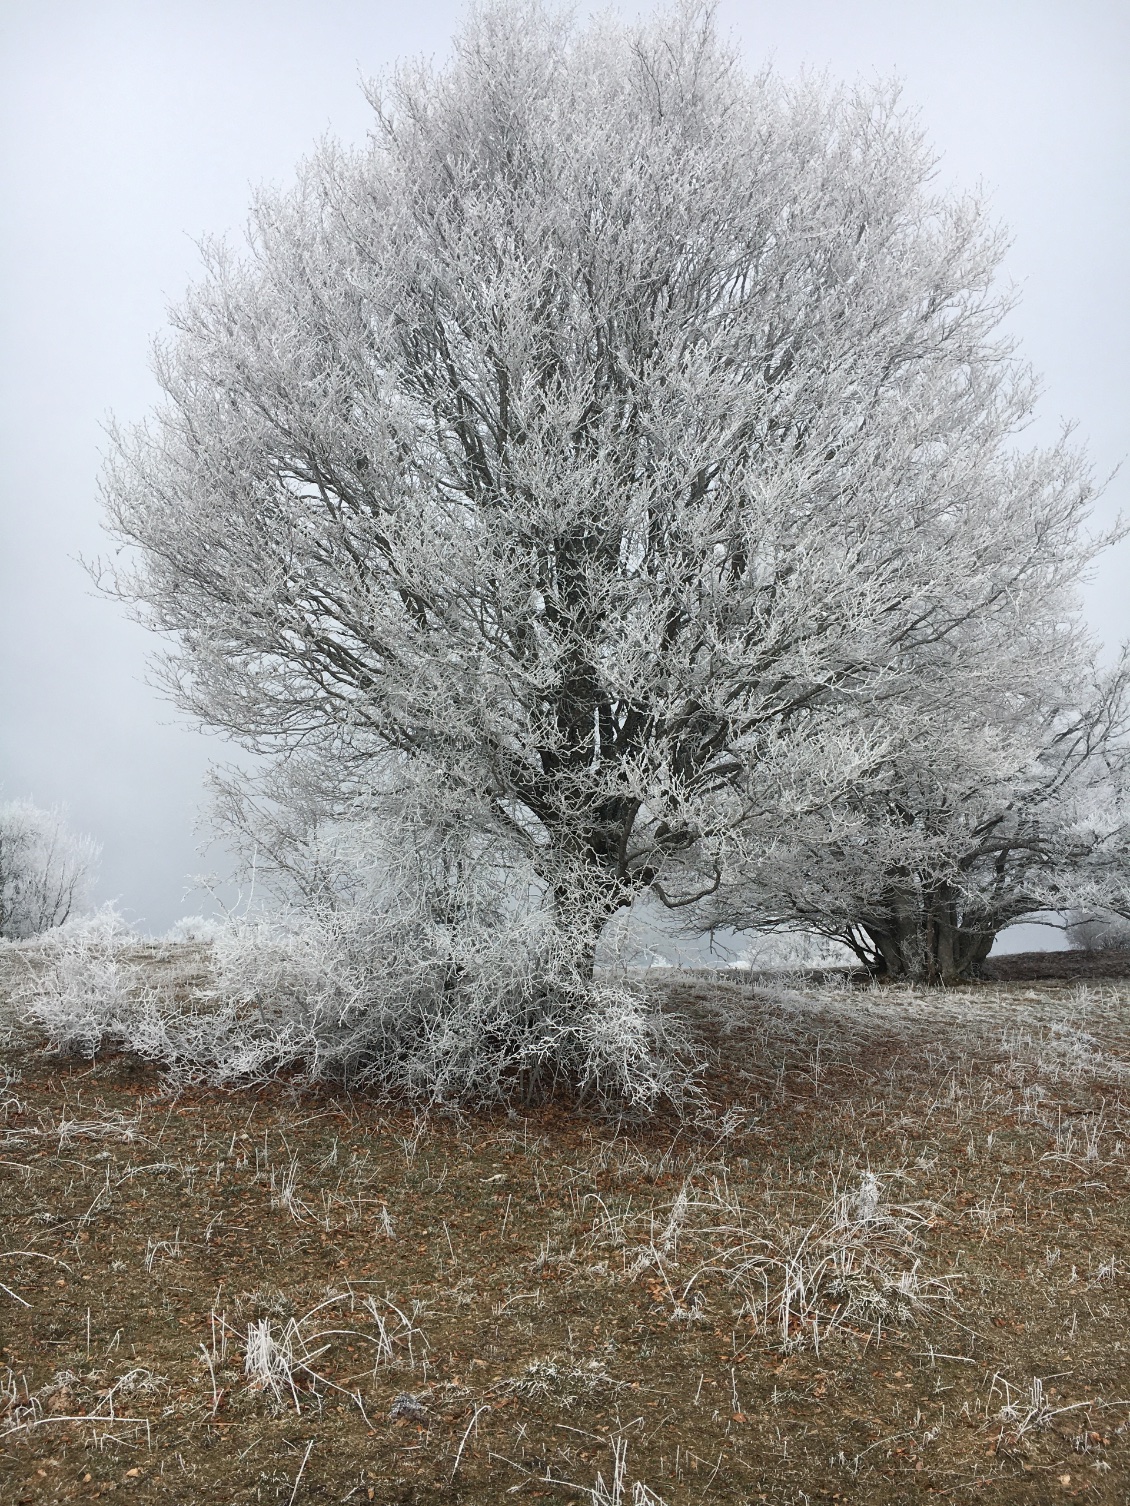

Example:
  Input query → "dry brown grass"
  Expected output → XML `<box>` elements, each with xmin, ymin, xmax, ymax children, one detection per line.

<box><xmin>2</xmin><ymin>956</ymin><xmax>1130</xmax><ymax>1502</ymax></box>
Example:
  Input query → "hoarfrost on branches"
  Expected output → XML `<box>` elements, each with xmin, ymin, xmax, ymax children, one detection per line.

<box><xmin>693</xmin><ymin>651</ymin><xmax>1130</xmax><ymax>981</ymax></box>
<box><xmin>0</xmin><ymin>801</ymin><xmax>99</xmax><ymax>942</ymax></box>
<box><xmin>99</xmin><ymin>1</ymin><xmax>1113</xmax><ymax>977</ymax></box>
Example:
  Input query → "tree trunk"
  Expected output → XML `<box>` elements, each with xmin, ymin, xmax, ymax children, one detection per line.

<box><xmin>861</xmin><ymin>884</ymin><xmax>996</xmax><ymax>984</ymax></box>
<box><xmin>543</xmin><ymin>823</ymin><xmax>643</xmax><ymax>981</ymax></box>
<box><xmin>551</xmin><ymin>870</ymin><xmax>637</xmax><ymax>981</ymax></box>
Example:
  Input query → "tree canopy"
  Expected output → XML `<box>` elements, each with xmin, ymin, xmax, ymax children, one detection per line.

<box><xmin>103</xmin><ymin>1</ymin><xmax>1117</xmax><ymax>976</ymax></box>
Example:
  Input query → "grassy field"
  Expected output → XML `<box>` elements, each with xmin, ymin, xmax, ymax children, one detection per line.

<box><xmin>3</xmin><ymin>957</ymin><xmax>1130</xmax><ymax>1503</ymax></box>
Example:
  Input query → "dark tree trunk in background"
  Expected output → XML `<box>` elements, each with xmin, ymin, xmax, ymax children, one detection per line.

<box><xmin>855</xmin><ymin>884</ymin><xmax>997</xmax><ymax>984</ymax></box>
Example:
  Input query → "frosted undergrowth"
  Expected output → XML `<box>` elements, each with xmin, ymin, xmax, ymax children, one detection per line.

<box><xmin>5</xmin><ymin>904</ymin><xmax>697</xmax><ymax>1112</ymax></box>
<box><xmin>9</xmin><ymin>903</ymin><xmax>1130</xmax><ymax>1111</ymax></box>
<box><xmin>1004</xmin><ymin>983</ymin><xmax>1130</xmax><ymax>1087</ymax></box>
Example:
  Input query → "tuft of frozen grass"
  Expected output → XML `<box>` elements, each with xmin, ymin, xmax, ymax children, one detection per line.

<box><xmin>234</xmin><ymin>1290</ymin><xmax>426</xmax><ymax>1419</ymax></box>
<box><xmin>589</xmin><ymin>1439</ymin><xmax>668</xmax><ymax>1506</ymax></box>
<box><xmin>985</xmin><ymin>1371</ymin><xmax>1130</xmax><ymax>1452</ymax></box>
<box><xmin>144</xmin><ymin>1229</ymin><xmax>181</xmax><ymax>1273</ymax></box>
<box><xmin>658</xmin><ymin>1185</ymin><xmax>690</xmax><ymax>1257</ymax></box>
<box><xmin>605</xmin><ymin>1171</ymin><xmax>951</xmax><ymax>1354</ymax></box>
<box><xmin>727</xmin><ymin>1173</ymin><xmax>952</xmax><ymax>1351</ymax></box>
<box><xmin>992</xmin><ymin>1374</ymin><xmax>1055</xmax><ymax>1439</ymax></box>
<box><xmin>502</xmin><ymin>1355</ymin><xmax>618</xmax><ymax>1410</ymax></box>
<box><xmin>358</xmin><ymin>1294</ymin><xmax>429</xmax><ymax>1371</ymax></box>
<box><xmin>270</xmin><ymin>1155</ymin><xmax>311</xmax><ymax>1222</ymax></box>
<box><xmin>852</xmin><ymin>1170</ymin><xmax>882</xmax><ymax>1223</ymax></box>
<box><xmin>243</xmin><ymin>1316</ymin><xmax>309</xmax><ymax>1411</ymax></box>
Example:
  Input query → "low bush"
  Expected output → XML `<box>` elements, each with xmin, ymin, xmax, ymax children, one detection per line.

<box><xmin>11</xmin><ymin>902</ymin><xmax>698</xmax><ymax>1113</ymax></box>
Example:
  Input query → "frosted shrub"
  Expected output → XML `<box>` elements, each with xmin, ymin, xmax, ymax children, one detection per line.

<box><xmin>16</xmin><ymin>909</ymin><xmax>144</xmax><ymax>1058</ymax></box>
<box><xmin>13</xmin><ymin>909</ymin><xmax>252</xmax><ymax>1073</ymax></box>
<box><xmin>192</xmin><ymin>781</ymin><xmax>701</xmax><ymax>1107</ymax></box>
<box><xmin>14</xmin><ymin>879</ymin><xmax>697</xmax><ymax>1112</ymax></box>
<box><xmin>14</xmin><ymin>746</ymin><xmax>698</xmax><ymax>1109</ymax></box>
<box><xmin>164</xmin><ymin>915</ymin><xmax>220</xmax><ymax>944</ymax></box>
<box><xmin>1065</xmin><ymin>911</ymin><xmax>1130</xmax><ymax>951</ymax></box>
<box><xmin>207</xmin><ymin>898</ymin><xmax>697</xmax><ymax>1110</ymax></box>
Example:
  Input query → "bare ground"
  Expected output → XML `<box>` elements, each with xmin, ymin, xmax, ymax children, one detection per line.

<box><xmin>3</xmin><ymin>954</ymin><xmax>1130</xmax><ymax>1503</ymax></box>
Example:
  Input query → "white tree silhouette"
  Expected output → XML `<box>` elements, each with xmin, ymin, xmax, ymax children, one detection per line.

<box><xmin>101</xmin><ymin>1</ymin><xmax>1107</xmax><ymax>974</ymax></box>
<box><xmin>0</xmin><ymin>801</ymin><xmax>99</xmax><ymax>941</ymax></box>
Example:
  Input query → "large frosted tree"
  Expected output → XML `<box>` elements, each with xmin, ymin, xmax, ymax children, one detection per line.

<box><xmin>102</xmin><ymin>1</ymin><xmax>1102</xmax><ymax>973</ymax></box>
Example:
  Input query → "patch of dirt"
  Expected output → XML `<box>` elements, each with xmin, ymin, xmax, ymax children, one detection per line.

<box><xmin>982</xmin><ymin>950</ymin><xmax>1130</xmax><ymax>983</ymax></box>
<box><xmin>3</xmin><ymin>968</ymin><xmax>1130</xmax><ymax>1502</ymax></box>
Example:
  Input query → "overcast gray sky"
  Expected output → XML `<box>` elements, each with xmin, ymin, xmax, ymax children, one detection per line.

<box><xmin>1</xmin><ymin>0</ymin><xmax>1127</xmax><ymax>935</ymax></box>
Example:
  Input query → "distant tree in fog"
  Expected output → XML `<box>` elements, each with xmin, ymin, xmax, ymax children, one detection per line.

<box><xmin>0</xmin><ymin>800</ymin><xmax>99</xmax><ymax>941</ymax></box>
<box><xmin>692</xmin><ymin>654</ymin><xmax>1130</xmax><ymax>982</ymax></box>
